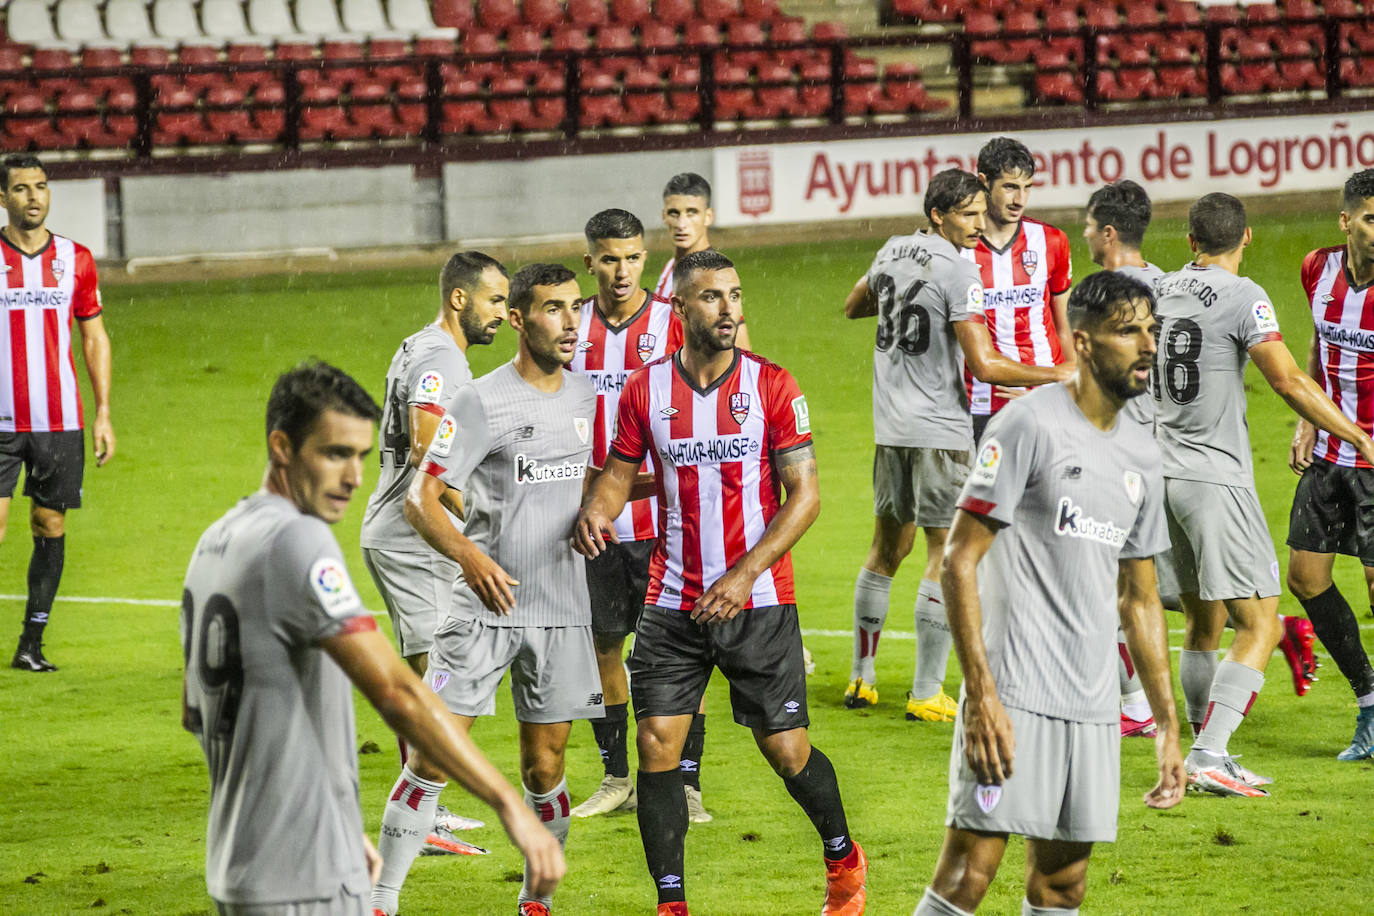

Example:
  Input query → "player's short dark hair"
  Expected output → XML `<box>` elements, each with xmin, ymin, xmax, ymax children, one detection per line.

<box><xmin>924</xmin><ymin>169</ymin><xmax>986</xmax><ymax>221</ymax></box>
<box><xmin>266</xmin><ymin>361</ymin><xmax>381</xmax><ymax>449</ymax></box>
<box><xmin>509</xmin><ymin>263</ymin><xmax>578</xmax><ymax>314</ymax></box>
<box><xmin>1343</xmin><ymin>169</ymin><xmax>1374</xmax><ymax>212</ymax></box>
<box><xmin>663</xmin><ymin>172</ymin><xmax>712</xmax><ymax>204</ymax></box>
<box><xmin>977</xmin><ymin>137</ymin><xmax>1035</xmax><ymax>183</ymax></box>
<box><xmin>1086</xmin><ymin>180</ymin><xmax>1152</xmax><ymax>249</ymax></box>
<box><xmin>584</xmin><ymin>208</ymin><xmax>644</xmax><ymax>245</ymax></box>
<box><xmin>673</xmin><ymin>248</ymin><xmax>734</xmax><ymax>296</ymax></box>
<box><xmin>1067</xmin><ymin>270</ymin><xmax>1155</xmax><ymax>330</ymax></box>
<box><xmin>2</xmin><ymin>154</ymin><xmax>45</xmax><ymax>190</ymax></box>
<box><xmin>1188</xmin><ymin>193</ymin><xmax>1248</xmax><ymax>255</ymax></box>
<box><xmin>440</xmin><ymin>250</ymin><xmax>507</xmax><ymax>307</ymax></box>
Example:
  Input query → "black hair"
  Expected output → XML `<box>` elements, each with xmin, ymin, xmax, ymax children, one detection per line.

<box><xmin>440</xmin><ymin>250</ymin><xmax>507</xmax><ymax>307</ymax></box>
<box><xmin>1067</xmin><ymin>270</ymin><xmax>1155</xmax><ymax>330</ymax></box>
<box><xmin>2</xmin><ymin>154</ymin><xmax>45</xmax><ymax>191</ymax></box>
<box><xmin>672</xmin><ymin>248</ymin><xmax>734</xmax><ymax>295</ymax></box>
<box><xmin>1188</xmin><ymin>193</ymin><xmax>1248</xmax><ymax>255</ymax></box>
<box><xmin>509</xmin><ymin>263</ymin><xmax>578</xmax><ymax>314</ymax></box>
<box><xmin>1343</xmin><ymin>169</ymin><xmax>1374</xmax><ymax>212</ymax></box>
<box><xmin>924</xmin><ymin>169</ymin><xmax>987</xmax><ymax>221</ymax></box>
<box><xmin>1086</xmin><ymin>180</ymin><xmax>1152</xmax><ymax>249</ymax></box>
<box><xmin>977</xmin><ymin>137</ymin><xmax>1035</xmax><ymax>183</ymax></box>
<box><xmin>662</xmin><ymin>172</ymin><xmax>712</xmax><ymax>204</ymax></box>
<box><xmin>266</xmin><ymin>361</ymin><xmax>381</xmax><ymax>449</ymax></box>
<box><xmin>584</xmin><ymin>208</ymin><xmax>645</xmax><ymax>245</ymax></box>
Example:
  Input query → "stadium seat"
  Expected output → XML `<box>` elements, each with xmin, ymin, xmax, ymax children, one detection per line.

<box><xmin>699</xmin><ymin>0</ymin><xmax>741</xmax><ymax>22</ymax></box>
<box><xmin>1124</xmin><ymin>3</ymin><xmax>1161</xmax><ymax>27</ymax></box>
<box><xmin>177</xmin><ymin>45</ymin><xmax>231</xmax><ymax>93</ymax></box>
<box><xmin>567</xmin><ymin>0</ymin><xmax>610</xmax><ymax>28</ymax></box>
<box><xmin>654</xmin><ymin>0</ymin><xmax>696</xmax><ymax>27</ymax></box>
<box><xmin>154</xmin><ymin>83</ymin><xmax>217</xmax><ymax>145</ymax></box>
<box><xmin>742</xmin><ymin>0</ymin><xmax>782</xmax><ymax>21</ymax></box>
<box><xmin>880</xmin><ymin>61</ymin><xmax>945</xmax><ymax>112</ymax></box>
<box><xmin>78</xmin><ymin>48</ymin><xmax>131</xmax><ymax>95</ymax></box>
<box><xmin>55</xmin><ymin>0</ymin><xmax>116</xmax><ymax>47</ymax></box>
<box><xmin>299</xmin><ymin>81</ymin><xmax>365</xmax><ymax>139</ymax></box>
<box><xmin>505</xmin><ymin>25</ymin><xmax>548</xmax><ymax>78</ymax></box>
<box><xmin>663</xmin><ymin>60</ymin><xmax>701</xmax><ymax>121</ymax></box>
<box><xmin>579</xmin><ymin>70</ymin><xmax>627</xmax><ymax>125</ymax></box>
<box><xmin>522</xmin><ymin>0</ymin><xmax>565</xmax><ymax>30</ymax></box>
<box><xmin>3</xmin><ymin>91</ymin><xmax>63</xmax><ymax>150</ymax></box>
<box><xmin>768</xmin><ymin>18</ymin><xmax>810</xmax><ymax>66</ymax></box>
<box><xmin>394</xmin><ymin>75</ymin><xmax>430</xmax><ymax>134</ymax></box>
<box><xmin>623</xmin><ymin>65</ymin><xmax>668</xmax><ymax>122</ymax></box>
<box><xmin>430</xmin><ymin>0</ymin><xmax>477</xmax><ymax>29</ymax></box>
<box><xmin>200</xmin><ymin>82</ymin><xmax>252</xmax><ymax>141</ymax></box>
<box><xmin>531</xmin><ymin>67</ymin><xmax>566</xmax><ymax>126</ymax></box>
<box><xmin>611</xmin><ymin>0</ymin><xmax>652</xmax><ymax>25</ymax></box>
<box><xmin>342</xmin><ymin>0</ymin><xmax>407</xmax><ymax>38</ymax></box>
<box><xmin>366</xmin><ymin>39</ymin><xmax>422</xmax><ymax>86</ymax></box>
<box><xmin>201</xmin><ymin>0</ymin><xmax>256</xmax><ymax>43</ymax></box>
<box><xmin>389</xmin><ymin>0</ymin><xmax>460</xmax><ymax>39</ymax></box>
<box><xmin>478</xmin><ymin>0</ymin><xmax>523</xmax><ymax>30</ymax></box>
<box><xmin>683</xmin><ymin>21</ymin><xmax>721</xmax><ymax>47</ymax></box>
<box><xmin>105</xmin><ymin>0</ymin><xmax>166</xmax><ymax>46</ymax></box>
<box><xmin>552</xmin><ymin>23</ymin><xmax>591</xmax><ymax>53</ymax></box>
<box><xmin>591</xmin><ymin>22</ymin><xmax>637</xmax><ymax>77</ymax></box>
<box><xmin>843</xmin><ymin>57</ymin><xmax>880</xmax><ymax>115</ymax></box>
<box><xmin>316</xmin><ymin>40</ymin><xmax>371</xmax><ymax>87</ymax></box>
<box><xmin>1276</xmin><ymin>35</ymin><xmax>1323</xmax><ymax>89</ymax></box>
<box><xmin>724</xmin><ymin>20</ymin><xmax>768</xmax><ymax>69</ymax></box>
<box><xmin>104</xmin><ymin>81</ymin><xmax>140</xmax><ymax>143</ymax></box>
<box><xmin>151</xmin><ymin>0</ymin><xmax>208</xmax><ymax>43</ymax></box>
<box><xmin>52</xmin><ymin>87</ymin><xmax>114</xmax><ymax>147</ymax></box>
<box><xmin>245</xmin><ymin>0</ymin><xmax>297</xmax><ymax>39</ymax></box>
<box><xmin>349</xmin><ymin>79</ymin><xmax>406</xmax><ymax>135</ymax></box>
<box><xmin>754</xmin><ymin>61</ymin><xmax>799</xmax><ymax>117</ymax></box>
<box><xmin>713</xmin><ymin>62</ymin><xmax>756</xmax><ymax>120</ymax></box>
<box><xmin>487</xmin><ymin>73</ymin><xmax>532</xmax><ymax>130</ymax></box>
<box><xmin>440</xmin><ymin>70</ymin><xmax>497</xmax><ymax>133</ymax></box>
<box><xmin>810</xmin><ymin>21</ymin><xmax>847</xmax><ymax>41</ymax></box>
<box><xmin>460</xmin><ymin>29</ymin><xmax>505</xmax><ymax>78</ymax></box>
<box><xmin>6</xmin><ymin>0</ymin><xmax>69</xmax><ymax>47</ymax></box>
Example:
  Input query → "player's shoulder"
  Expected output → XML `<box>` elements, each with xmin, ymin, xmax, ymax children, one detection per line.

<box><xmin>1303</xmin><ymin>245</ymin><xmax>1345</xmax><ymax>272</ymax></box>
<box><xmin>993</xmin><ymin>384</ymin><xmax>1062</xmax><ymax>438</ymax></box>
<box><xmin>741</xmin><ymin>349</ymin><xmax>788</xmax><ymax>374</ymax></box>
<box><xmin>50</xmin><ymin>232</ymin><xmax>93</xmax><ymax>258</ymax></box>
<box><xmin>1023</xmin><ymin>216</ymin><xmax>1068</xmax><ymax>243</ymax></box>
<box><xmin>741</xmin><ymin>350</ymin><xmax>802</xmax><ymax>392</ymax></box>
<box><xmin>563</xmin><ymin>367</ymin><xmax>596</xmax><ymax>398</ymax></box>
<box><xmin>647</xmin><ymin>289</ymin><xmax>672</xmax><ymax>306</ymax></box>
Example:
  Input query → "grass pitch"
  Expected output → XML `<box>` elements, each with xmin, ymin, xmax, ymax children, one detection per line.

<box><xmin>4</xmin><ymin>210</ymin><xmax>1374</xmax><ymax>915</ymax></box>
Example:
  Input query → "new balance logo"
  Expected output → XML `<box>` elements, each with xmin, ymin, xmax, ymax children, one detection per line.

<box><xmin>859</xmin><ymin>616</ymin><xmax>882</xmax><ymax>625</ymax></box>
<box><xmin>1062</xmin><ymin>465</ymin><xmax>1082</xmax><ymax>479</ymax></box>
<box><xmin>587</xmin><ymin>692</ymin><xmax>604</xmax><ymax>706</ymax></box>
<box><xmin>658</xmin><ymin>874</ymin><xmax>683</xmax><ymax>890</ymax></box>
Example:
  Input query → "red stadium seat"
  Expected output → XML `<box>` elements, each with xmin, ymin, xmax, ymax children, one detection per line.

<box><xmin>699</xmin><ymin>0</ymin><xmax>741</xmax><ymax>21</ymax></box>
<box><xmin>153</xmin><ymin>84</ymin><xmax>215</xmax><ymax>145</ymax></box>
<box><xmin>640</xmin><ymin>21</ymin><xmax>681</xmax><ymax>52</ymax></box>
<box><xmin>725</xmin><ymin>20</ymin><xmax>768</xmax><ymax>69</ymax></box>
<box><xmin>754</xmin><ymin>61</ymin><xmax>799</xmax><ymax>117</ymax></box>
<box><xmin>394</xmin><ymin>77</ymin><xmax>429</xmax><ymax>136</ymax></box>
<box><xmin>1043</xmin><ymin>6</ymin><xmax>1078</xmax><ymax>34</ymax></box>
<box><xmin>244</xmin><ymin>80</ymin><xmax>286</xmax><ymax>140</ymax></box>
<box><xmin>665</xmin><ymin>61</ymin><xmax>701</xmax><ymax>121</ymax></box>
<box><xmin>653</xmin><ymin>0</ymin><xmax>696</xmax><ymax>26</ymax></box>
<box><xmin>683</xmin><ymin>21</ymin><xmax>721</xmax><ymax>46</ymax></box>
<box><xmin>54</xmin><ymin>88</ymin><xmax>117</xmax><ymax>148</ymax></box>
<box><xmin>580</xmin><ymin>70</ymin><xmax>627</xmax><ymax>125</ymax></box>
<box><xmin>1155</xmin><ymin>44</ymin><xmax>1206</xmax><ymax>97</ymax></box>
<box><xmin>810</xmin><ymin>21</ymin><xmax>847</xmax><ymax>40</ymax></box>
<box><xmin>713</xmin><ymin>63</ymin><xmax>756</xmax><ymax>120</ymax></box>
<box><xmin>487</xmin><ymin>73</ymin><xmax>531</xmax><ymax>129</ymax></box>
<box><xmin>532</xmin><ymin>68</ymin><xmax>566</xmax><ymax>127</ymax></box>
<box><xmin>505</xmin><ymin>25</ymin><xmax>548</xmax><ymax>78</ymax></box>
<box><xmin>299</xmin><ymin>82</ymin><xmax>365</xmax><ymax>140</ymax></box>
<box><xmin>478</xmin><ymin>0</ymin><xmax>522</xmax><ymax>30</ymax></box>
<box><xmin>440</xmin><ymin>72</ymin><xmax>496</xmax><ymax>133</ymax></box>
<box><xmin>552</xmin><ymin>24</ymin><xmax>592</xmax><ymax>52</ymax></box>
<box><xmin>612</xmin><ymin>0</ymin><xmax>653</xmax><ymax>24</ymax></box>
<box><xmin>880</xmin><ymin>61</ymin><xmax>945</xmax><ymax>112</ymax></box>
<box><xmin>1163</xmin><ymin>0</ymin><xmax>1202</xmax><ymax>25</ymax></box>
<box><xmin>1035</xmin><ymin>69</ymin><xmax>1082</xmax><ymax>103</ymax></box>
<box><xmin>349</xmin><ymin>79</ymin><xmax>404</xmax><ymax>136</ymax></box>
<box><xmin>1084</xmin><ymin>5</ymin><xmax>1119</xmax><ymax>29</ymax></box>
<box><xmin>462</xmin><ymin>29</ymin><xmax>506</xmax><ymax>79</ymax></box>
<box><xmin>3</xmin><ymin>91</ymin><xmax>63</xmax><ymax>150</ymax></box>
<box><xmin>225</xmin><ymin>44</ymin><xmax>275</xmax><ymax>91</ymax></box>
<box><xmin>523</xmin><ymin>0</ymin><xmax>565</xmax><ymax>29</ymax></box>
<box><xmin>203</xmin><ymin>82</ymin><xmax>256</xmax><ymax>142</ymax></box>
<box><xmin>843</xmin><ymin>57</ymin><xmax>880</xmax><ymax>114</ymax></box>
<box><xmin>1276</xmin><ymin>35</ymin><xmax>1323</xmax><ymax>89</ymax></box>
<box><xmin>104</xmin><ymin>83</ymin><xmax>140</xmax><ymax>145</ymax></box>
<box><xmin>742</xmin><ymin>0</ymin><xmax>781</xmax><ymax>21</ymax></box>
<box><xmin>1124</xmin><ymin>3</ymin><xmax>1161</xmax><ymax>27</ymax></box>
<box><xmin>431</xmin><ymin>0</ymin><xmax>476</xmax><ymax>28</ymax></box>
<box><xmin>567</xmin><ymin>0</ymin><xmax>610</xmax><ymax>27</ymax></box>
<box><xmin>179</xmin><ymin>45</ymin><xmax>230</xmax><ymax>94</ymax></box>
<box><xmin>623</xmin><ymin>65</ymin><xmax>668</xmax><ymax>122</ymax></box>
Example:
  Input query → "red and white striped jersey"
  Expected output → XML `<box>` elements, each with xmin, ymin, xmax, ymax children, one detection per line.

<box><xmin>571</xmin><ymin>290</ymin><xmax>683</xmax><ymax>542</ymax></box>
<box><xmin>610</xmin><ymin>350</ymin><xmax>812</xmax><ymax>611</ymax></box>
<box><xmin>1</xmin><ymin>232</ymin><xmax>101</xmax><ymax>433</ymax></box>
<box><xmin>1304</xmin><ymin>245</ymin><xmax>1374</xmax><ymax>468</ymax></box>
<box><xmin>960</xmin><ymin>218</ymin><xmax>1072</xmax><ymax>417</ymax></box>
<box><xmin>653</xmin><ymin>258</ymin><xmax>675</xmax><ymax>300</ymax></box>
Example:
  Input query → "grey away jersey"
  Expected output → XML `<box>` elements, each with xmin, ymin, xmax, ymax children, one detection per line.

<box><xmin>361</xmin><ymin>324</ymin><xmax>472</xmax><ymax>550</ymax></box>
<box><xmin>865</xmin><ymin>231</ymin><xmax>985</xmax><ymax>450</ymax></box>
<box><xmin>422</xmin><ymin>363</ymin><xmax>596</xmax><ymax>627</ymax></box>
<box><xmin>957</xmin><ymin>384</ymin><xmax>1169</xmax><ymax>723</ymax></box>
<box><xmin>1115</xmin><ymin>262</ymin><xmax>1165</xmax><ymax>429</ymax></box>
<box><xmin>1115</xmin><ymin>262</ymin><xmax>1165</xmax><ymax>287</ymax></box>
<box><xmin>182</xmin><ymin>492</ymin><xmax>370</xmax><ymax>904</ymax></box>
<box><xmin>1153</xmin><ymin>264</ymin><xmax>1282</xmax><ymax>486</ymax></box>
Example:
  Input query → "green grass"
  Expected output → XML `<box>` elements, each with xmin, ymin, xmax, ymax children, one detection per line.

<box><xmin>5</xmin><ymin>211</ymin><xmax>1374</xmax><ymax>915</ymax></box>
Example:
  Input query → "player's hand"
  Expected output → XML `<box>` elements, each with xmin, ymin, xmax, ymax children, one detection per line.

<box><xmin>457</xmin><ymin>546</ymin><xmax>519</xmax><ymax>615</ymax></box>
<box><xmin>1144</xmin><ymin>729</ymin><xmax>1186</xmax><ymax>809</ymax></box>
<box><xmin>1356</xmin><ymin>435</ymin><xmax>1374</xmax><ymax>472</ymax></box>
<box><xmin>572</xmin><ymin>507</ymin><xmax>619</xmax><ymax>558</ymax></box>
<box><xmin>362</xmin><ymin>832</ymin><xmax>383</xmax><ymax>885</ymax></box>
<box><xmin>691</xmin><ymin>566</ymin><xmax>754</xmax><ymax>624</ymax></box>
<box><xmin>92</xmin><ymin>411</ymin><xmax>115</xmax><ymax>466</ymax></box>
<box><xmin>993</xmin><ymin>385</ymin><xmax>1028</xmax><ymax>400</ymax></box>
<box><xmin>962</xmin><ymin>689</ymin><xmax>1015</xmax><ymax>785</ymax></box>
<box><xmin>1289</xmin><ymin>419</ymin><xmax>1316</xmax><ymax>474</ymax></box>
<box><xmin>1052</xmin><ymin>362</ymin><xmax>1076</xmax><ymax>383</ymax></box>
<box><xmin>502</xmin><ymin>804</ymin><xmax>566</xmax><ymax>898</ymax></box>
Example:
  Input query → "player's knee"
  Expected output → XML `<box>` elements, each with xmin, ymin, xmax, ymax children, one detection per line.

<box><xmin>1286</xmin><ymin>567</ymin><xmax>1328</xmax><ymax>601</ymax></box>
<box><xmin>521</xmin><ymin>755</ymin><xmax>565</xmax><ymax>793</ymax></box>
<box><xmin>405</xmin><ymin>749</ymin><xmax>445</xmax><ymax>784</ymax></box>
<box><xmin>1026</xmin><ymin>870</ymin><xmax>1087</xmax><ymax>909</ymax></box>
<box><xmin>30</xmin><ymin>507</ymin><xmax>64</xmax><ymax>538</ymax></box>
<box><xmin>930</xmin><ymin>858</ymin><xmax>996</xmax><ymax>909</ymax></box>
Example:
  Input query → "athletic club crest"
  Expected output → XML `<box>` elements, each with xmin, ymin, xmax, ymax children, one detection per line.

<box><xmin>636</xmin><ymin>332</ymin><xmax>657</xmax><ymax>363</ymax></box>
<box><xmin>738</xmin><ymin>149</ymin><xmax>773</xmax><ymax>219</ymax></box>
<box><xmin>976</xmin><ymin>784</ymin><xmax>1002</xmax><ymax>813</ymax></box>
<box><xmin>431</xmin><ymin>671</ymin><xmax>450</xmax><ymax>692</ymax></box>
<box><xmin>1123</xmin><ymin>470</ymin><xmax>1142</xmax><ymax>505</ymax></box>
<box><xmin>574</xmin><ymin>417</ymin><xmax>590</xmax><ymax>443</ymax></box>
<box><xmin>729</xmin><ymin>392</ymin><xmax>750</xmax><ymax>425</ymax></box>
<box><xmin>50</xmin><ymin>259</ymin><xmax>65</xmax><ymax>282</ymax></box>
<box><xmin>1019</xmin><ymin>249</ymin><xmax>1038</xmax><ymax>275</ymax></box>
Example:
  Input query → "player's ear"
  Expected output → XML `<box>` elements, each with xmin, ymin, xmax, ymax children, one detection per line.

<box><xmin>583</xmin><ymin>252</ymin><xmax>594</xmax><ymax>273</ymax></box>
<box><xmin>1241</xmin><ymin>226</ymin><xmax>1253</xmax><ymax>249</ymax></box>
<box><xmin>704</xmin><ymin>207</ymin><xmax>714</xmax><ymax>228</ymax></box>
<box><xmin>267</xmin><ymin>429</ymin><xmax>294</xmax><ymax>466</ymax></box>
<box><xmin>1186</xmin><ymin>233</ymin><xmax>1199</xmax><ymax>255</ymax></box>
<box><xmin>448</xmin><ymin>285</ymin><xmax>465</xmax><ymax>314</ymax></box>
<box><xmin>507</xmin><ymin>305</ymin><xmax>525</xmax><ymax>332</ymax></box>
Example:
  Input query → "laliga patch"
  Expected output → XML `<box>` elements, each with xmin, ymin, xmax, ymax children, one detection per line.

<box><xmin>792</xmin><ymin>394</ymin><xmax>811</xmax><ymax>434</ymax></box>
<box><xmin>430</xmin><ymin>415</ymin><xmax>457</xmax><ymax>457</ymax></box>
<box><xmin>1253</xmin><ymin>300</ymin><xmax>1280</xmax><ymax>334</ymax></box>
<box><xmin>975</xmin><ymin>784</ymin><xmax>1002</xmax><ymax>813</ymax></box>
<box><xmin>730</xmin><ymin>391</ymin><xmax>751</xmax><ymax>425</ymax></box>
<box><xmin>969</xmin><ymin>438</ymin><xmax>1002</xmax><ymax>487</ymax></box>
<box><xmin>574</xmin><ymin>417</ymin><xmax>590</xmax><ymax>444</ymax></box>
<box><xmin>309</xmin><ymin>558</ymin><xmax>359</xmax><ymax>616</ymax></box>
<box><xmin>413</xmin><ymin>370</ymin><xmax>444</xmax><ymax>404</ymax></box>
<box><xmin>1123</xmin><ymin>470</ymin><xmax>1143</xmax><ymax>505</ymax></box>
<box><xmin>966</xmin><ymin>282</ymin><xmax>984</xmax><ymax>314</ymax></box>
<box><xmin>430</xmin><ymin>670</ymin><xmax>450</xmax><ymax>693</ymax></box>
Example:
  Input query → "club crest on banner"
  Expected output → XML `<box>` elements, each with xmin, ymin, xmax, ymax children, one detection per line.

<box><xmin>738</xmin><ymin>150</ymin><xmax>773</xmax><ymax>218</ymax></box>
<box><xmin>1020</xmin><ymin>249</ymin><xmax>1039</xmax><ymax>275</ymax></box>
<box><xmin>976</xmin><ymin>784</ymin><xmax>1002</xmax><ymax>813</ymax></box>
<box><xmin>637</xmin><ymin>332</ymin><xmax>657</xmax><ymax>363</ymax></box>
<box><xmin>730</xmin><ymin>392</ymin><xmax>751</xmax><ymax>425</ymax></box>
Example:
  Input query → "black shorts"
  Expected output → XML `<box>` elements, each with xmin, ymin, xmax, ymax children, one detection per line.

<box><xmin>0</xmin><ymin>430</ymin><xmax>84</xmax><ymax>510</ymax></box>
<box><xmin>586</xmin><ymin>540</ymin><xmax>654</xmax><ymax>643</ymax></box>
<box><xmin>972</xmin><ymin>413</ymin><xmax>992</xmax><ymax>445</ymax></box>
<box><xmin>1287</xmin><ymin>460</ymin><xmax>1374</xmax><ymax>565</ymax></box>
<box><xmin>627</xmin><ymin>603</ymin><xmax>809</xmax><ymax>731</ymax></box>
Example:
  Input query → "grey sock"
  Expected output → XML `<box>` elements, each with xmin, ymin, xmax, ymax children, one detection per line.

<box><xmin>912</xmin><ymin>580</ymin><xmax>953</xmax><ymax>698</ymax></box>
<box><xmin>852</xmin><ymin>568</ymin><xmax>892</xmax><ymax>683</ymax></box>
<box><xmin>915</xmin><ymin>887</ymin><xmax>975</xmax><ymax>916</ymax></box>
<box><xmin>1179</xmin><ymin>649</ymin><xmax>1219</xmax><ymax>730</ymax></box>
<box><xmin>1193</xmin><ymin>660</ymin><xmax>1264</xmax><ymax>756</ymax></box>
<box><xmin>1023</xmin><ymin>900</ymin><xmax>1079</xmax><ymax>915</ymax></box>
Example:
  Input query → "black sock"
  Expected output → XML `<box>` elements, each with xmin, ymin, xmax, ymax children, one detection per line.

<box><xmin>1300</xmin><ymin>586</ymin><xmax>1374</xmax><ymax>697</ymax></box>
<box><xmin>636</xmin><ymin>768</ymin><xmax>688</xmax><ymax>904</ymax></box>
<box><xmin>592</xmin><ymin>703</ymin><xmax>630</xmax><ymax>778</ymax></box>
<box><xmin>22</xmin><ymin>536</ymin><xmax>64</xmax><ymax>645</ymax></box>
<box><xmin>781</xmin><ymin>746</ymin><xmax>853</xmax><ymax>861</ymax></box>
<box><xmin>680</xmin><ymin>713</ymin><xmax>705</xmax><ymax>790</ymax></box>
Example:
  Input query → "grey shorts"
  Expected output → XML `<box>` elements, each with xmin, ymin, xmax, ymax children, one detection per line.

<box><xmin>1164</xmin><ymin>478</ymin><xmax>1280</xmax><ymax>601</ymax></box>
<box><xmin>873</xmin><ymin>444</ymin><xmax>971</xmax><ymax>528</ymax></box>
<box><xmin>215</xmin><ymin>887</ymin><xmax>365</xmax><ymax>916</ymax></box>
<box><xmin>427</xmin><ymin>619</ymin><xmax>605</xmax><ymax>723</ymax></box>
<box><xmin>361</xmin><ymin>547</ymin><xmax>459</xmax><ymax>657</ymax></box>
<box><xmin>947</xmin><ymin>704</ymin><xmax>1120</xmax><ymax>843</ymax></box>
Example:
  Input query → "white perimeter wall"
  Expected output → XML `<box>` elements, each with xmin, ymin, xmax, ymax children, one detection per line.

<box><xmin>52</xmin><ymin>111</ymin><xmax>1374</xmax><ymax>261</ymax></box>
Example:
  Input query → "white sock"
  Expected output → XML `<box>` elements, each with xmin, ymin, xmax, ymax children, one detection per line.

<box><xmin>914</xmin><ymin>887</ymin><xmax>975</xmax><ymax>916</ymax></box>
<box><xmin>372</xmin><ymin>766</ymin><xmax>445</xmax><ymax>916</ymax></box>
<box><xmin>1358</xmin><ymin>692</ymin><xmax>1374</xmax><ymax>708</ymax></box>
<box><xmin>912</xmin><ymin>580</ymin><xmax>953</xmax><ymax>699</ymax></box>
<box><xmin>1023</xmin><ymin>901</ymin><xmax>1079</xmax><ymax>915</ymax></box>
<box><xmin>1117</xmin><ymin>628</ymin><xmax>1150</xmax><ymax>719</ymax></box>
<box><xmin>852</xmin><ymin>568</ymin><xmax>892</xmax><ymax>683</ymax></box>
<box><xmin>519</xmin><ymin>779</ymin><xmax>571</xmax><ymax>907</ymax></box>
<box><xmin>1192</xmin><ymin>660</ymin><xmax>1265</xmax><ymax>757</ymax></box>
<box><xmin>1179</xmin><ymin>649</ymin><xmax>1219</xmax><ymax>732</ymax></box>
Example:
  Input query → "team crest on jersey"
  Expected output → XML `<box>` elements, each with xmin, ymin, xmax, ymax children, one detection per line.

<box><xmin>976</xmin><ymin>784</ymin><xmax>1002</xmax><ymax>813</ymax></box>
<box><xmin>729</xmin><ymin>392</ymin><xmax>751</xmax><ymax>425</ymax></box>
<box><xmin>1020</xmin><ymin>250</ymin><xmax>1038</xmax><ymax>275</ymax></box>
<box><xmin>637</xmin><ymin>332</ymin><xmax>657</xmax><ymax>362</ymax></box>
<box><xmin>574</xmin><ymin>417</ymin><xmax>590</xmax><ymax>443</ymax></box>
<box><xmin>430</xmin><ymin>670</ymin><xmax>450</xmax><ymax>692</ymax></box>
<box><xmin>1123</xmin><ymin>470</ymin><xmax>1143</xmax><ymax>505</ymax></box>
<box><xmin>50</xmin><ymin>259</ymin><xmax>65</xmax><ymax>282</ymax></box>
